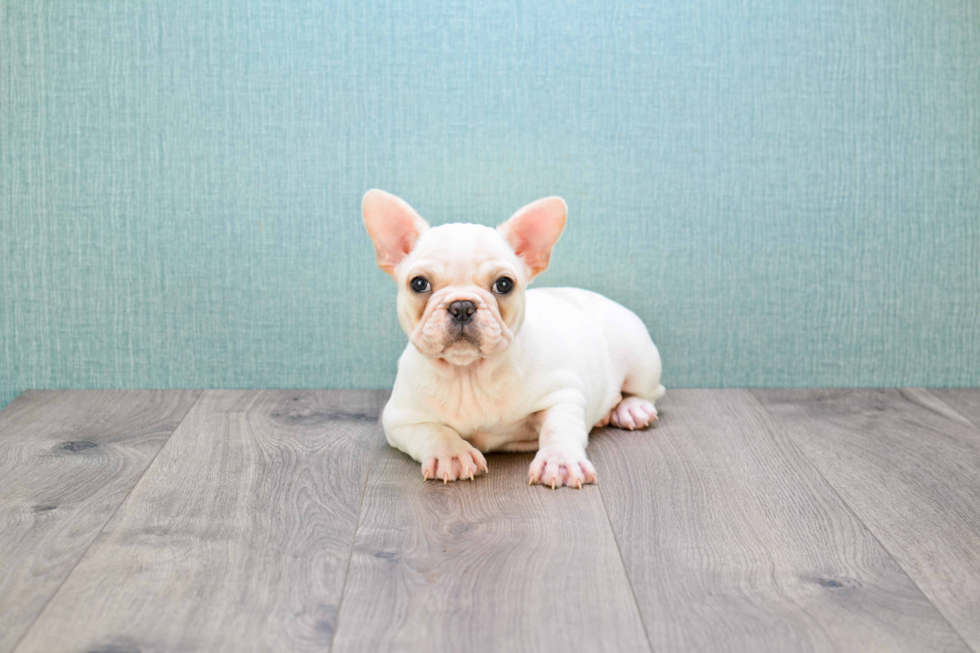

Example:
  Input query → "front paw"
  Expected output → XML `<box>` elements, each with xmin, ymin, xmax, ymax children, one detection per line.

<box><xmin>528</xmin><ymin>446</ymin><xmax>597</xmax><ymax>489</ymax></box>
<box><xmin>421</xmin><ymin>440</ymin><xmax>489</xmax><ymax>483</ymax></box>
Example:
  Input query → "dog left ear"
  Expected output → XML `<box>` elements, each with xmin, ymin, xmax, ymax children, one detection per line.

<box><xmin>498</xmin><ymin>197</ymin><xmax>567</xmax><ymax>279</ymax></box>
<box><xmin>362</xmin><ymin>189</ymin><xmax>430</xmax><ymax>276</ymax></box>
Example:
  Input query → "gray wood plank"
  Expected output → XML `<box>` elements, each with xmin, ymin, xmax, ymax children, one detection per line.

<box><xmin>590</xmin><ymin>389</ymin><xmax>968</xmax><ymax>652</ymax></box>
<box><xmin>753</xmin><ymin>388</ymin><xmax>980</xmax><ymax>651</ymax></box>
<box><xmin>0</xmin><ymin>390</ymin><xmax>200</xmax><ymax>653</ymax></box>
<box><xmin>12</xmin><ymin>390</ymin><xmax>387</xmax><ymax>653</ymax></box>
<box><xmin>930</xmin><ymin>388</ymin><xmax>980</xmax><ymax>429</ymax></box>
<box><xmin>331</xmin><ymin>430</ymin><xmax>650</xmax><ymax>652</ymax></box>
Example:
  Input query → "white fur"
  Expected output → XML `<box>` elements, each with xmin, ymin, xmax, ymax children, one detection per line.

<box><xmin>363</xmin><ymin>190</ymin><xmax>664</xmax><ymax>488</ymax></box>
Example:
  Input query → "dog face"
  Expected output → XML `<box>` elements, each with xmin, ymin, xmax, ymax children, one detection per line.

<box><xmin>363</xmin><ymin>190</ymin><xmax>566</xmax><ymax>366</ymax></box>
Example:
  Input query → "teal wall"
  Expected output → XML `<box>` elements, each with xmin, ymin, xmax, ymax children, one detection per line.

<box><xmin>2</xmin><ymin>1</ymin><xmax>979</xmax><ymax>408</ymax></box>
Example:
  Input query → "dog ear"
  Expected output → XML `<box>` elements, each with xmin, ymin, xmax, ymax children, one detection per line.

<box><xmin>362</xmin><ymin>190</ymin><xmax>430</xmax><ymax>275</ymax></box>
<box><xmin>497</xmin><ymin>197</ymin><xmax>567</xmax><ymax>279</ymax></box>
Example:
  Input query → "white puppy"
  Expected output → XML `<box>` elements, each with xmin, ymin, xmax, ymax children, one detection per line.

<box><xmin>363</xmin><ymin>190</ymin><xmax>665</xmax><ymax>489</ymax></box>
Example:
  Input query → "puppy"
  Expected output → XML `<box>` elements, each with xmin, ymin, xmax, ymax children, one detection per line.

<box><xmin>363</xmin><ymin>190</ymin><xmax>665</xmax><ymax>488</ymax></box>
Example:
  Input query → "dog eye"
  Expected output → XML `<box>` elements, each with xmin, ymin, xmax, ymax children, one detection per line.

<box><xmin>492</xmin><ymin>276</ymin><xmax>514</xmax><ymax>294</ymax></box>
<box><xmin>410</xmin><ymin>276</ymin><xmax>431</xmax><ymax>293</ymax></box>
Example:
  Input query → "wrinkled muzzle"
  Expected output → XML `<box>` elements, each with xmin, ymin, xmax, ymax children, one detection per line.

<box><xmin>408</xmin><ymin>289</ymin><xmax>512</xmax><ymax>365</ymax></box>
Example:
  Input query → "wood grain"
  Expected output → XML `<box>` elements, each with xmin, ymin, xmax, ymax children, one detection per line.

<box><xmin>8</xmin><ymin>388</ymin><xmax>980</xmax><ymax>652</ymax></box>
<box><xmin>930</xmin><ymin>388</ymin><xmax>980</xmax><ymax>429</ymax></box>
<box><xmin>590</xmin><ymin>389</ymin><xmax>968</xmax><ymax>652</ymax></box>
<box><xmin>753</xmin><ymin>388</ymin><xmax>980</xmax><ymax>651</ymax></box>
<box><xmin>0</xmin><ymin>390</ymin><xmax>200</xmax><ymax>653</ymax></box>
<box><xmin>330</xmin><ymin>429</ymin><xmax>650</xmax><ymax>653</ymax></box>
<box><xmin>12</xmin><ymin>390</ymin><xmax>387</xmax><ymax>653</ymax></box>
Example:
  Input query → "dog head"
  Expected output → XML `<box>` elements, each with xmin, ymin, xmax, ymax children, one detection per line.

<box><xmin>363</xmin><ymin>190</ymin><xmax>566</xmax><ymax>366</ymax></box>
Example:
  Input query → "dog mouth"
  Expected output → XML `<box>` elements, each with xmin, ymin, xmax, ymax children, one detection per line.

<box><xmin>436</xmin><ymin>326</ymin><xmax>486</xmax><ymax>365</ymax></box>
<box><xmin>444</xmin><ymin>324</ymin><xmax>482</xmax><ymax>349</ymax></box>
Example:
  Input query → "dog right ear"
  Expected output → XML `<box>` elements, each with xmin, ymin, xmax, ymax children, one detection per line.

<box><xmin>362</xmin><ymin>189</ymin><xmax>430</xmax><ymax>276</ymax></box>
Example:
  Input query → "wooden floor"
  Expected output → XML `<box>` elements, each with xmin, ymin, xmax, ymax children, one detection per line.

<box><xmin>2</xmin><ymin>389</ymin><xmax>980</xmax><ymax>652</ymax></box>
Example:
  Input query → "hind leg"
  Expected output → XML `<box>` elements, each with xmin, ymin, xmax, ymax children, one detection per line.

<box><xmin>610</xmin><ymin>331</ymin><xmax>665</xmax><ymax>430</ymax></box>
<box><xmin>594</xmin><ymin>296</ymin><xmax>666</xmax><ymax>430</ymax></box>
<box><xmin>604</xmin><ymin>364</ymin><xmax>665</xmax><ymax>430</ymax></box>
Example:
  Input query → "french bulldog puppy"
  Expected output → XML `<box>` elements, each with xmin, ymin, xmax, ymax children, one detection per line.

<box><xmin>363</xmin><ymin>190</ymin><xmax>664</xmax><ymax>488</ymax></box>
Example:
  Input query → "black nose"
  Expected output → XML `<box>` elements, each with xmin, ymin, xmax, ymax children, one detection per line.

<box><xmin>448</xmin><ymin>300</ymin><xmax>477</xmax><ymax>324</ymax></box>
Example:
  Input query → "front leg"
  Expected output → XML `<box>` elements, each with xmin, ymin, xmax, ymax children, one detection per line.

<box><xmin>528</xmin><ymin>403</ymin><xmax>597</xmax><ymax>489</ymax></box>
<box><xmin>387</xmin><ymin>422</ymin><xmax>488</xmax><ymax>483</ymax></box>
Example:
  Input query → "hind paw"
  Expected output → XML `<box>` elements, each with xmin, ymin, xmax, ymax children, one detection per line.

<box><xmin>610</xmin><ymin>396</ymin><xmax>658</xmax><ymax>430</ymax></box>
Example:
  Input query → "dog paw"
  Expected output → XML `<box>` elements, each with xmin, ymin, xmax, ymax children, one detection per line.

<box><xmin>421</xmin><ymin>440</ymin><xmax>488</xmax><ymax>483</ymax></box>
<box><xmin>528</xmin><ymin>446</ymin><xmax>597</xmax><ymax>489</ymax></box>
<box><xmin>610</xmin><ymin>396</ymin><xmax>658</xmax><ymax>430</ymax></box>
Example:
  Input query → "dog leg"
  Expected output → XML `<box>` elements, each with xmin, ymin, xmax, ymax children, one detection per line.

<box><xmin>528</xmin><ymin>403</ymin><xmax>597</xmax><ymax>489</ymax></box>
<box><xmin>388</xmin><ymin>423</ymin><xmax>488</xmax><ymax>482</ymax></box>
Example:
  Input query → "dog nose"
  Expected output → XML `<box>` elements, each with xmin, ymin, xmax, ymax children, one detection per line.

<box><xmin>448</xmin><ymin>300</ymin><xmax>477</xmax><ymax>324</ymax></box>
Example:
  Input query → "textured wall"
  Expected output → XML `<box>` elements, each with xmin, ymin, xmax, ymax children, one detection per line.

<box><xmin>2</xmin><ymin>1</ymin><xmax>979</xmax><ymax>408</ymax></box>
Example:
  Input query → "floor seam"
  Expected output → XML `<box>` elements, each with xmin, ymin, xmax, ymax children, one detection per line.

<box><xmin>594</xmin><ymin>429</ymin><xmax>657</xmax><ymax>653</ymax></box>
<box><xmin>746</xmin><ymin>389</ymin><xmax>978</xmax><ymax>653</ymax></box>
<box><xmin>8</xmin><ymin>389</ymin><xmax>205</xmax><ymax>653</ymax></box>
<box><xmin>328</xmin><ymin>391</ymin><xmax>389</xmax><ymax>653</ymax></box>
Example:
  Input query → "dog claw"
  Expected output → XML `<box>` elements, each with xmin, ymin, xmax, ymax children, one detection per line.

<box><xmin>551</xmin><ymin>479</ymin><xmax>556</xmax><ymax>490</ymax></box>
